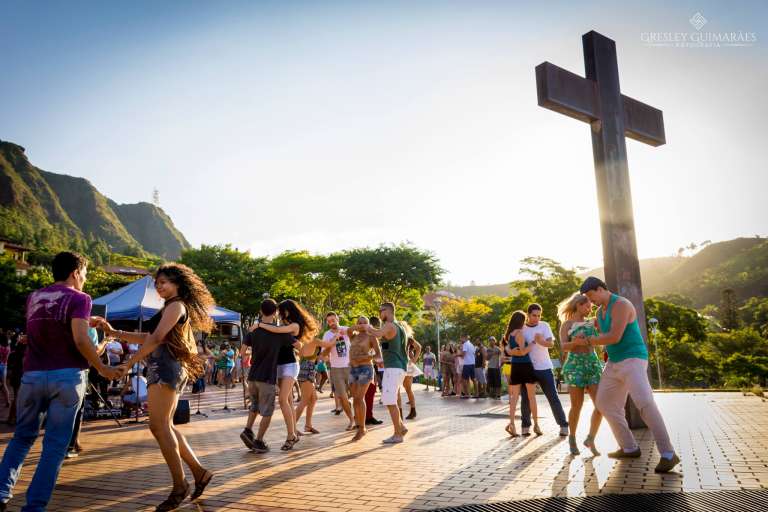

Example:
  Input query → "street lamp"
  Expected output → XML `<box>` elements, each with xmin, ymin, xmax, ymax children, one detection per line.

<box><xmin>649</xmin><ymin>317</ymin><xmax>663</xmax><ymax>389</ymax></box>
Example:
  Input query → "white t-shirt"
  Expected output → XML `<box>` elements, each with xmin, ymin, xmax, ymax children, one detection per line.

<box><xmin>523</xmin><ymin>322</ymin><xmax>555</xmax><ymax>370</ymax></box>
<box><xmin>106</xmin><ymin>341</ymin><xmax>123</xmax><ymax>364</ymax></box>
<box><xmin>461</xmin><ymin>340</ymin><xmax>476</xmax><ymax>365</ymax></box>
<box><xmin>323</xmin><ymin>327</ymin><xmax>350</xmax><ymax>368</ymax></box>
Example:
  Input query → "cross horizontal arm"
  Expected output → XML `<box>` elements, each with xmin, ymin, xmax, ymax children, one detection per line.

<box><xmin>535</xmin><ymin>62</ymin><xmax>666</xmax><ymax>147</ymax></box>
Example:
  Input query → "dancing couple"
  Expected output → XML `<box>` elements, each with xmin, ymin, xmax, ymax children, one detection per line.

<box><xmin>502</xmin><ymin>304</ymin><xmax>569</xmax><ymax>437</ymax></box>
<box><xmin>0</xmin><ymin>255</ymin><xmax>215</xmax><ymax>512</ymax></box>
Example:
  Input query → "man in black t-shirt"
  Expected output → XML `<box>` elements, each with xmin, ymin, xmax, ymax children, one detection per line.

<box><xmin>239</xmin><ymin>299</ymin><xmax>299</xmax><ymax>453</ymax></box>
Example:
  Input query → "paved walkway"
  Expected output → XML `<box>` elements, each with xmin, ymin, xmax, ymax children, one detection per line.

<box><xmin>0</xmin><ymin>386</ymin><xmax>766</xmax><ymax>511</ymax></box>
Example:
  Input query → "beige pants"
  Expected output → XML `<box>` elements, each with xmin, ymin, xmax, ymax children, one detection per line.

<box><xmin>596</xmin><ymin>358</ymin><xmax>673</xmax><ymax>454</ymax></box>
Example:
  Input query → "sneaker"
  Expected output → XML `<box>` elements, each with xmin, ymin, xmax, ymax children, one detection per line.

<box><xmin>240</xmin><ymin>429</ymin><xmax>256</xmax><ymax>450</ymax></box>
<box><xmin>382</xmin><ymin>435</ymin><xmax>403</xmax><ymax>444</ymax></box>
<box><xmin>65</xmin><ymin>449</ymin><xmax>79</xmax><ymax>459</ymax></box>
<box><xmin>365</xmin><ymin>417</ymin><xmax>383</xmax><ymax>425</ymax></box>
<box><xmin>559</xmin><ymin>426</ymin><xmax>569</xmax><ymax>437</ymax></box>
<box><xmin>521</xmin><ymin>427</ymin><xmax>531</xmax><ymax>436</ymax></box>
<box><xmin>654</xmin><ymin>453</ymin><xmax>680</xmax><ymax>473</ymax></box>
<box><xmin>607</xmin><ymin>448</ymin><xmax>642</xmax><ymax>459</ymax></box>
<box><xmin>252</xmin><ymin>439</ymin><xmax>269</xmax><ymax>453</ymax></box>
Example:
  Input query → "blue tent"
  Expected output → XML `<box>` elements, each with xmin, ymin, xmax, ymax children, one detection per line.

<box><xmin>93</xmin><ymin>275</ymin><xmax>241</xmax><ymax>324</ymax></box>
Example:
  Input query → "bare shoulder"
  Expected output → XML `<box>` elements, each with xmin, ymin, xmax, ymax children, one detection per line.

<box><xmin>164</xmin><ymin>300</ymin><xmax>185</xmax><ymax>317</ymax></box>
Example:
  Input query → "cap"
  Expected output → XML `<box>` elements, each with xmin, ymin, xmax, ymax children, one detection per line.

<box><xmin>579</xmin><ymin>276</ymin><xmax>607</xmax><ymax>294</ymax></box>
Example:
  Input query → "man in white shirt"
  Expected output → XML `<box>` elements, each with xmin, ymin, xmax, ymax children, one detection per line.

<box><xmin>321</xmin><ymin>312</ymin><xmax>354</xmax><ymax>430</ymax></box>
<box><xmin>105</xmin><ymin>338</ymin><xmax>123</xmax><ymax>366</ymax></box>
<box><xmin>459</xmin><ymin>335</ymin><xmax>476</xmax><ymax>399</ymax></box>
<box><xmin>519</xmin><ymin>303</ymin><xmax>569</xmax><ymax>436</ymax></box>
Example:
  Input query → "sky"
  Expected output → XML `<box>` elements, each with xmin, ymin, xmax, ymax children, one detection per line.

<box><xmin>2</xmin><ymin>0</ymin><xmax>766</xmax><ymax>285</ymax></box>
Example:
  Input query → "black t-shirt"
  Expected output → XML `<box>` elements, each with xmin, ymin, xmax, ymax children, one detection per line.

<box><xmin>475</xmin><ymin>346</ymin><xmax>485</xmax><ymax>366</ymax></box>
<box><xmin>277</xmin><ymin>344</ymin><xmax>298</xmax><ymax>365</ymax></box>
<box><xmin>244</xmin><ymin>329</ymin><xmax>296</xmax><ymax>384</ymax></box>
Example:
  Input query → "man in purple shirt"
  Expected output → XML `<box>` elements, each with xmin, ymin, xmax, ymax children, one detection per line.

<box><xmin>0</xmin><ymin>252</ymin><xmax>121</xmax><ymax>512</ymax></box>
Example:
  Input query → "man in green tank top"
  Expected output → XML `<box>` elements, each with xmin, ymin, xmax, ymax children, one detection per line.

<box><xmin>365</xmin><ymin>302</ymin><xmax>408</xmax><ymax>444</ymax></box>
<box><xmin>574</xmin><ymin>277</ymin><xmax>679</xmax><ymax>473</ymax></box>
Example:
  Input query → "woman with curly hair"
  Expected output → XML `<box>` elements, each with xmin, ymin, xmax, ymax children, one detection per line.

<box><xmin>98</xmin><ymin>264</ymin><xmax>215</xmax><ymax>510</ymax></box>
<box><xmin>252</xmin><ymin>299</ymin><xmax>319</xmax><ymax>450</ymax></box>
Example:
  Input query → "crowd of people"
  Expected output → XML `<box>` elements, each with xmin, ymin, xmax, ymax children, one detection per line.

<box><xmin>0</xmin><ymin>251</ymin><xmax>681</xmax><ymax>512</ymax></box>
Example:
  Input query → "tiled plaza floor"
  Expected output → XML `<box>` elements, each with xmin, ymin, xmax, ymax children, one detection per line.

<box><xmin>0</xmin><ymin>386</ymin><xmax>766</xmax><ymax>511</ymax></box>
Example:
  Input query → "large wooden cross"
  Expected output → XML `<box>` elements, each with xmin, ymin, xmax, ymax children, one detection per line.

<box><xmin>535</xmin><ymin>31</ymin><xmax>665</xmax><ymax>427</ymax></box>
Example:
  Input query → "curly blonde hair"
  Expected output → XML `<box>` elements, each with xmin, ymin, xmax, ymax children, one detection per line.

<box><xmin>156</xmin><ymin>263</ymin><xmax>215</xmax><ymax>378</ymax></box>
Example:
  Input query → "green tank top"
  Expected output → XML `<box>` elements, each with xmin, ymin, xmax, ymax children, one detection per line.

<box><xmin>382</xmin><ymin>321</ymin><xmax>408</xmax><ymax>370</ymax></box>
<box><xmin>597</xmin><ymin>294</ymin><xmax>648</xmax><ymax>362</ymax></box>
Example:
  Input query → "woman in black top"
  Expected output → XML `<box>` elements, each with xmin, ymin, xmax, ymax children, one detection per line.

<box><xmin>98</xmin><ymin>264</ymin><xmax>215</xmax><ymax>511</ymax></box>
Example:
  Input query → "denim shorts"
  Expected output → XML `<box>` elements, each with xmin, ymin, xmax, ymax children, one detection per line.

<box><xmin>349</xmin><ymin>364</ymin><xmax>374</xmax><ymax>385</ymax></box>
<box><xmin>277</xmin><ymin>362</ymin><xmax>299</xmax><ymax>380</ymax></box>
<box><xmin>147</xmin><ymin>345</ymin><xmax>187</xmax><ymax>393</ymax></box>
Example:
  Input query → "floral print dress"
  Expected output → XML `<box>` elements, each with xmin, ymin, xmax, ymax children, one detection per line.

<box><xmin>562</xmin><ymin>320</ymin><xmax>604</xmax><ymax>387</ymax></box>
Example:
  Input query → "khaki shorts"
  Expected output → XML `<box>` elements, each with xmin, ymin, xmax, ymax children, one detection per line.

<box><xmin>247</xmin><ymin>380</ymin><xmax>276</xmax><ymax>417</ymax></box>
<box><xmin>330</xmin><ymin>367</ymin><xmax>350</xmax><ymax>396</ymax></box>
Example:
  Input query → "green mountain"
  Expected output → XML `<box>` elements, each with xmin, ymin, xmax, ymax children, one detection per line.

<box><xmin>0</xmin><ymin>140</ymin><xmax>190</xmax><ymax>260</ymax></box>
<box><xmin>448</xmin><ymin>237</ymin><xmax>768</xmax><ymax>308</ymax></box>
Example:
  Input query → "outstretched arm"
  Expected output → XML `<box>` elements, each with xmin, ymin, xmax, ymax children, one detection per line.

<box><xmin>256</xmin><ymin>321</ymin><xmax>300</xmax><ymax>336</ymax></box>
<box><xmin>366</xmin><ymin>323</ymin><xmax>396</xmax><ymax>340</ymax></box>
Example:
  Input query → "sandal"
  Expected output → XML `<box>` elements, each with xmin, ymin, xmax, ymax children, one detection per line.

<box><xmin>505</xmin><ymin>423</ymin><xmax>519</xmax><ymax>437</ymax></box>
<box><xmin>304</xmin><ymin>426</ymin><xmax>319</xmax><ymax>434</ymax></box>
<box><xmin>155</xmin><ymin>481</ymin><xmax>190</xmax><ymax>511</ymax></box>
<box><xmin>280</xmin><ymin>435</ymin><xmax>299</xmax><ymax>451</ymax></box>
<box><xmin>190</xmin><ymin>470</ymin><xmax>213</xmax><ymax>500</ymax></box>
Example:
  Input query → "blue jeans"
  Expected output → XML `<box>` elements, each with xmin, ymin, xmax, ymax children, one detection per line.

<box><xmin>0</xmin><ymin>368</ymin><xmax>86</xmax><ymax>511</ymax></box>
<box><xmin>520</xmin><ymin>368</ymin><xmax>568</xmax><ymax>428</ymax></box>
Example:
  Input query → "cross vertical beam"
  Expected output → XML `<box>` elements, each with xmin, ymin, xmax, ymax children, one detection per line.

<box><xmin>582</xmin><ymin>31</ymin><xmax>648</xmax><ymax>340</ymax></box>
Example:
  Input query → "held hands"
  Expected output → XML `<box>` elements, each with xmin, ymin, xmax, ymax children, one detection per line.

<box><xmin>99</xmin><ymin>363</ymin><xmax>126</xmax><ymax>381</ymax></box>
<box><xmin>90</xmin><ymin>316</ymin><xmax>115</xmax><ymax>335</ymax></box>
<box><xmin>572</xmin><ymin>334</ymin><xmax>588</xmax><ymax>347</ymax></box>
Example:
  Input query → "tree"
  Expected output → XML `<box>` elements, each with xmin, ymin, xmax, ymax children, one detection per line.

<box><xmin>180</xmin><ymin>245</ymin><xmax>274</xmax><ymax>325</ymax></box>
<box><xmin>83</xmin><ymin>267</ymin><xmax>137</xmax><ymax>298</ymax></box>
<box><xmin>511</xmin><ymin>257</ymin><xmax>581</xmax><ymax>357</ymax></box>
<box><xmin>739</xmin><ymin>296</ymin><xmax>768</xmax><ymax>337</ymax></box>
<box><xmin>269</xmin><ymin>251</ymin><xmax>350</xmax><ymax>320</ymax></box>
<box><xmin>720</xmin><ymin>353</ymin><xmax>768</xmax><ymax>387</ymax></box>
<box><xmin>719</xmin><ymin>288</ymin><xmax>740</xmax><ymax>331</ymax></box>
<box><xmin>644</xmin><ymin>298</ymin><xmax>708</xmax><ymax>343</ymax></box>
<box><xmin>341</xmin><ymin>244</ymin><xmax>443</xmax><ymax>309</ymax></box>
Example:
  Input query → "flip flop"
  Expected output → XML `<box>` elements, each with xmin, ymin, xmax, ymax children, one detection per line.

<box><xmin>304</xmin><ymin>427</ymin><xmax>320</xmax><ymax>434</ymax></box>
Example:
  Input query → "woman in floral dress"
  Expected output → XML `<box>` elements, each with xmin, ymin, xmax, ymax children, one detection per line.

<box><xmin>558</xmin><ymin>292</ymin><xmax>604</xmax><ymax>456</ymax></box>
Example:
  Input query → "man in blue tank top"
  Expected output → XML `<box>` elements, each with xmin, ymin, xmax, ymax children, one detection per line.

<box><xmin>574</xmin><ymin>277</ymin><xmax>679</xmax><ymax>473</ymax></box>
